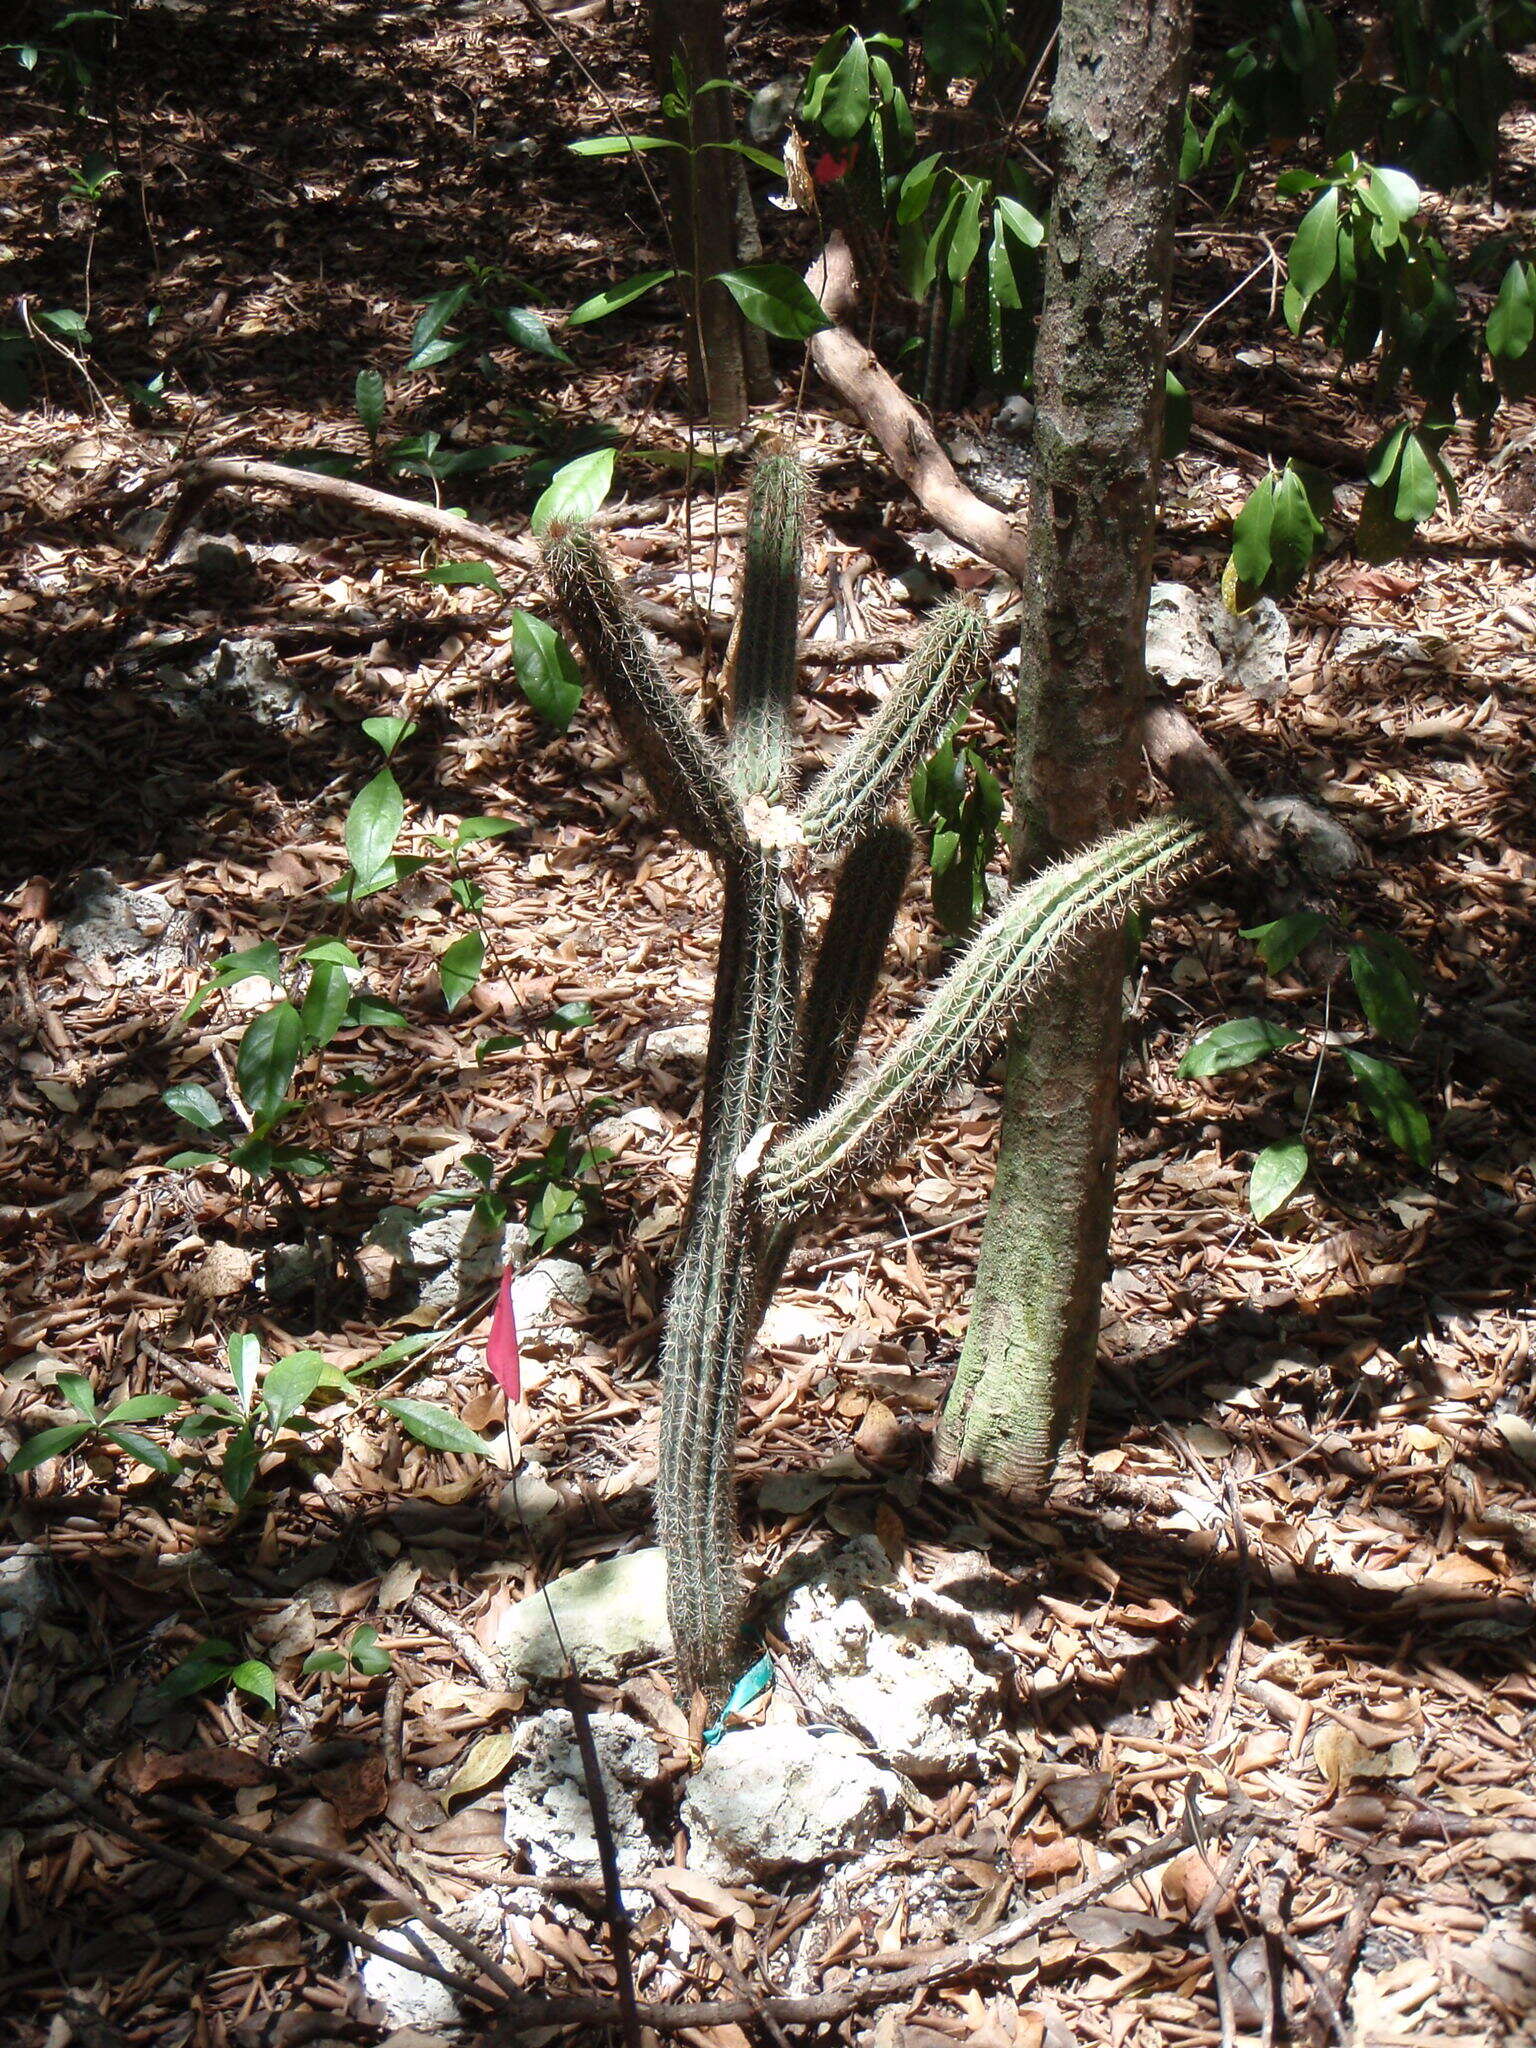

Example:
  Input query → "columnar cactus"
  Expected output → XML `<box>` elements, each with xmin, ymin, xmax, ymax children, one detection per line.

<box><xmin>542</xmin><ymin>454</ymin><xmax>1204</xmax><ymax>1698</ymax></box>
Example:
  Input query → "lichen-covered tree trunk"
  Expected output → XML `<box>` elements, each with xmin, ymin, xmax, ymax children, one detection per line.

<box><xmin>645</xmin><ymin>0</ymin><xmax>771</xmax><ymax>426</ymax></box>
<box><xmin>937</xmin><ymin>0</ymin><xmax>1194</xmax><ymax>1499</ymax></box>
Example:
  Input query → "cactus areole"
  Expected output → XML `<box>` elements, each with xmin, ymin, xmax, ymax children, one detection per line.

<box><xmin>541</xmin><ymin>456</ymin><xmax>1204</xmax><ymax>1699</ymax></box>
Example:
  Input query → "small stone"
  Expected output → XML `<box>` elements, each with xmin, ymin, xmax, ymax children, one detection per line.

<box><xmin>357</xmin><ymin>1921</ymin><xmax>462</xmax><ymax>2032</ymax></box>
<box><xmin>1208</xmin><ymin>595</ymin><xmax>1290</xmax><ymax>702</ymax></box>
<box><xmin>618</xmin><ymin>1023</ymin><xmax>710</xmax><ymax>1073</ymax></box>
<box><xmin>682</xmin><ymin>1726</ymin><xmax>901</xmax><ymax>1880</ymax></box>
<box><xmin>1332</xmin><ymin>625</ymin><xmax>1438</xmax><ymax>669</ymax></box>
<box><xmin>496</xmin><ymin>1547</ymin><xmax>672</xmax><ymax>1680</ymax></box>
<box><xmin>1255</xmin><ymin>795</ymin><xmax>1361</xmax><ymax>878</ymax></box>
<box><xmin>509</xmin><ymin>1258</ymin><xmax>591</xmax><ymax>1354</ymax></box>
<box><xmin>263</xmin><ymin>1242</ymin><xmax>317</xmax><ymax>1302</ymax></box>
<box><xmin>366</xmin><ymin>1207</ymin><xmax>530</xmax><ymax>1318</ymax></box>
<box><xmin>1145</xmin><ymin>583</ymin><xmax>1221</xmax><ymax>690</ymax></box>
<box><xmin>0</xmin><ymin>1545</ymin><xmax>54</xmax><ymax>1641</ymax></box>
<box><xmin>496</xmin><ymin>1460</ymin><xmax>567</xmax><ymax>1535</ymax></box>
<box><xmin>500</xmin><ymin>1709</ymin><xmax>660</xmax><ymax>1902</ymax></box>
<box><xmin>60</xmin><ymin>869</ymin><xmax>187</xmax><ymax>983</ymax></box>
<box><xmin>1040</xmin><ymin>1770</ymin><xmax>1113</xmax><ymax>1832</ymax></box>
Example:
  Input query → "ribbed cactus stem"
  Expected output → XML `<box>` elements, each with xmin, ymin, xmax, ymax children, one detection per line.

<box><xmin>542</xmin><ymin>523</ymin><xmax>746</xmax><ymax>856</ymax></box>
<box><xmin>727</xmin><ymin>456</ymin><xmax>806</xmax><ymax>802</ymax></box>
<box><xmin>795</xmin><ymin>824</ymin><xmax>913</xmax><ymax>1123</ymax></box>
<box><xmin>755</xmin><ymin>810</ymin><xmax>1206</xmax><ymax>1228</ymax></box>
<box><xmin>659</xmin><ymin>851</ymin><xmax>802</xmax><ymax>1696</ymax></box>
<box><xmin>799</xmin><ymin>598</ymin><xmax>991</xmax><ymax>854</ymax></box>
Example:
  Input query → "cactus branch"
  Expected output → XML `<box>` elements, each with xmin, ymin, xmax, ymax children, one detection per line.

<box><xmin>799</xmin><ymin>598</ymin><xmax>991</xmax><ymax>855</ymax></box>
<box><xmin>658</xmin><ymin>851</ymin><xmax>802</xmax><ymax>1696</ymax></box>
<box><xmin>755</xmin><ymin>810</ymin><xmax>1206</xmax><ymax>1228</ymax></box>
<box><xmin>795</xmin><ymin>825</ymin><xmax>913</xmax><ymax>1123</ymax></box>
<box><xmin>727</xmin><ymin>456</ymin><xmax>806</xmax><ymax>802</ymax></box>
<box><xmin>542</xmin><ymin>523</ymin><xmax>746</xmax><ymax>856</ymax></box>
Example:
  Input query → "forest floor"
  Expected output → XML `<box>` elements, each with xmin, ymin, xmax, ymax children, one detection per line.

<box><xmin>2</xmin><ymin>3</ymin><xmax>1536</xmax><ymax>2046</ymax></box>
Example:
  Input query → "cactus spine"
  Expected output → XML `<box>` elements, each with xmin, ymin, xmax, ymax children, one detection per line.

<box><xmin>540</xmin><ymin>458</ymin><xmax>1205</xmax><ymax>1699</ymax></box>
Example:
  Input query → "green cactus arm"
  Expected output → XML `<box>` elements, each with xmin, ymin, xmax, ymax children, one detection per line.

<box><xmin>726</xmin><ymin>455</ymin><xmax>806</xmax><ymax>803</ymax></box>
<box><xmin>795</xmin><ymin>824</ymin><xmax>913</xmax><ymax>1122</ymax></box>
<box><xmin>542</xmin><ymin>523</ymin><xmax>746</xmax><ymax>856</ymax></box>
<box><xmin>755</xmin><ymin>809</ymin><xmax>1206</xmax><ymax>1227</ymax></box>
<box><xmin>799</xmin><ymin>598</ymin><xmax>992</xmax><ymax>855</ymax></box>
<box><xmin>659</xmin><ymin>850</ymin><xmax>803</xmax><ymax>1698</ymax></box>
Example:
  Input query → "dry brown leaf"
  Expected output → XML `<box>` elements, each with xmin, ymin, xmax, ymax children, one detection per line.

<box><xmin>445</xmin><ymin>1730</ymin><xmax>520</xmax><ymax>1802</ymax></box>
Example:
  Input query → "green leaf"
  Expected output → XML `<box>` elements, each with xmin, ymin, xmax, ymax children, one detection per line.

<box><xmin>327</xmin><ymin>856</ymin><xmax>428</xmax><ymax>905</ymax></box>
<box><xmin>713</xmin><ymin>265</ymin><xmax>832</xmax><ymax>342</ymax></box>
<box><xmin>344</xmin><ymin>992</ymin><xmax>410</xmax><ymax>1029</ymax></box>
<box><xmin>346</xmin><ymin>766</ymin><xmax>405</xmax><ymax>888</ymax></box>
<box><xmin>1394</xmin><ymin>432</ymin><xmax>1442</xmax><ymax>526</ymax></box>
<box><xmin>105</xmin><ymin>1395</ymin><xmax>181</xmax><ymax>1425</ymax></box>
<box><xmin>104</xmin><ymin>1426</ymin><xmax>181</xmax><ymax>1474</ymax></box>
<box><xmin>352</xmin><ymin>1333</ymin><xmax>438</xmax><ymax>1376</ymax></box>
<box><xmin>1284</xmin><ymin>184</ymin><xmax>1339</xmax><ymax>328</ymax></box>
<box><xmin>229</xmin><ymin>1660</ymin><xmax>277</xmax><ymax>1709</ymax></box>
<box><xmin>994</xmin><ymin>194</ymin><xmax>1045</xmax><ymax>249</ymax></box>
<box><xmin>496</xmin><ymin>305</ymin><xmax>572</xmax><ymax>365</ymax></box>
<box><xmin>1180</xmin><ymin>1017</ymin><xmax>1301</xmax><ymax>1078</ymax></box>
<box><xmin>178</xmin><ymin>942</ymin><xmax>283</xmax><ymax>1022</ymax></box>
<box><xmin>40</xmin><ymin>306</ymin><xmax>91</xmax><ymax>341</ymax></box>
<box><xmin>166</xmin><ymin>1149</ymin><xmax>223</xmax><ymax>1170</ymax></box>
<box><xmin>227</xmin><ymin>1334</ymin><xmax>260</xmax><ymax>1413</ymax></box>
<box><xmin>454</xmin><ymin>816</ymin><xmax>519</xmax><ymax>846</ymax></box>
<box><xmin>347</xmin><ymin>1624</ymin><xmax>393</xmax><ymax>1676</ymax></box>
<box><xmin>262</xmin><ymin>1351</ymin><xmax>326</xmax><ymax>1430</ymax></box>
<box><xmin>379</xmin><ymin>1398</ymin><xmax>494</xmax><ymax>1457</ymax></box>
<box><xmin>1486</xmin><ymin>260</ymin><xmax>1534</xmax><ymax>363</ymax></box>
<box><xmin>158</xmin><ymin>1639</ymin><xmax>238</xmax><ymax>1700</ymax></box>
<box><xmin>303</xmin><ymin>1650</ymin><xmax>348</xmax><ymax>1675</ymax></box>
<box><xmin>1230</xmin><ymin>475</ymin><xmax>1277</xmax><ymax>588</ymax></box>
<box><xmin>1250</xmin><ymin>1138</ymin><xmax>1310</xmax><ymax>1222</ymax></box>
<box><xmin>361</xmin><ymin>715</ymin><xmax>416</xmax><ymax>759</ymax></box>
<box><xmin>57</xmin><ymin>1372</ymin><xmax>99</xmax><ymax>1421</ymax></box>
<box><xmin>946</xmin><ymin>179</ymin><xmax>986</xmax><ymax>285</ymax></box>
<box><xmin>511</xmin><ymin>608</ymin><xmax>584</xmax><ymax>729</ymax></box>
<box><xmin>163</xmin><ymin>1082</ymin><xmax>226</xmax><ymax>1131</ymax></box>
<box><xmin>1345</xmin><ymin>1050</ymin><xmax>1431</xmax><ymax>1165</ymax></box>
<box><xmin>407</xmin><ymin>282</ymin><xmax>473</xmax><ymax>369</ymax></box>
<box><xmin>546</xmin><ymin>999</ymin><xmax>595</xmax><ymax>1034</ymax></box>
<box><xmin>1348</xmin><ymin>941</ymin><xmax>1421</xmax><ymax>1048</ymax></box>
<box><xmin>1268</xmin><ymin>462</ymin><xmax>1326</xmax><ymax>590</ymax></box>
<box><xmin>568</xmin><ymin>133</ymin><xmax>681</xmax><ymax>156</ymax></box>
<box><xmin>567</xmin><ymin>268</ymin><xmax>676</xmax><ymax>327</ymax></box>
<box><xmin>354</xmin><ymin>368</ymin><xmax>386</xmax><ymax>438</ymax></box>
<box><xmin>1241</xmin><ymin>911</ymin><xmax>1329</xmax><ymax>973</ymax></box>
<box><xmin>301</xmin><ymin>938</ymin><xmax>360</xmax><ymax>969</ymax></box>
<box><xmin>422</xmin><ymin>561</ymin><xmax>505</xmax><ymax>594</ymax></box>
<box><xmin>1163</xmin><ymin>369</ymin><xmax>1191</xmax><ymax>458</ymax></box>
<box><xmin>6</xmin><ymin>1423</ymin><xmax>93</xmax><ymax>1474</ymax></box>
<box><xmin>222</xmin><ymin>1425</ymin><xmax>260</xmax><ymax>1504</ymax></box>
<box><xmin>817</xmin><ymin>32</ymin><xmax>871</xmax><ymax>143</ymax></box>
<box><xmin>439</xmin><ymin>931</ymin><xmax>485</xmax><ymax>1014</ymax></box>
<box><xmin>236</xmin><ymin>1002</ymin><xmax>303</xmax><ymax>1125</ymax></box>
<box><xmin>531</xmin><ymin>447</ymin><xmax>615</xmax><ymax>534</ymax></box>
<box><xmin>476</xmin><ymin>1032</ymin><xmax>527</xmax><ymax>1061</ymax></box>
<box><xmin>300</xmin><ymin>961</ymin><xmax>352</xmax><ymax>1050</ymax></box>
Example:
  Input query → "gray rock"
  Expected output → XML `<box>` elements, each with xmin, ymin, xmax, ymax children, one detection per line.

<box><xmin>367</xmin><ymin>1206</ymin><xmax>529</xmax><ymax>1318</ymax></box>
<box><xmin>508</xmin><ymin>1258</ymin><xmax>591</xmax><ymax>1353</ymax></box>
<box><xmin>1145</xmin><ymin>583</ymin><xmax>1222</xmax><ymax>691</ymax></box>
<box><xmin>682</xmin><ymin>1726</ymin><xmax>901</xmax><ymax>1880</ymax></box>
<box><xmin>1209</xmin><ymin>596</ymin><xmax>1291</xmax><ymax>703</ymax></box>
<box><xmin>1255</xmin><ymin>795</ymin><xmax>1361</xmax><ymax>878</ymax></box>
<box><xmin>1145</xmin><ymin>581</ymin><xmax>1291</xmax><ymax>702</ymax></box>
<box><xmin>0</xmin><ymin>1545</ymin><xmax>54</xmax><ymax>1641</ymax></box>
<box><xmin>357</xmin><ymin>1920</ymin><xmax>463</xmax><ymax>2031</ymax></box>
<box><xmin>496</xmin><ymin>1459</ymin><xmax>568</xmax><ymax>1535</ymax></box>
<box><xmin>154</xmin><ymin>637</ymin><xmax>301</xmax><ymax>727</ymax></box>
<box><xmin>262</xmin><ymin>1242</ymin><xmax>317</xmax><ymax>1302</ymax></box>
<box><xmin>777</xmin><ymin>1536</ymin><xmax>1011</xmax><ymax>1777</ymax></box>
<box><xmin>501</xmin><ymin>1709</ymin><xmax>660</xmax><ymax>1903</ymax></box>
<box><xmin>170</xmin><ymin>531</ymin><xmax>253</xmax><ymax>584</ymax></box>
<box><xmin>60</xmin><ymin>869</ymin><xmax>189</xmax><ymax>985</ymax></box>
<box><xmin>496</xmin><ymin>1547</ymin><xmax>672</xmax><ymax>1681</ymax></box>
<box><xmin>1332</xmin><ymin>625</ymin><xmax>1438</xmax><ymax>669</ymax></box>
<box><xmin>618</xmin><ymin>1023</ymin><xmax>710</xmax><ymax>1073</ymax></box>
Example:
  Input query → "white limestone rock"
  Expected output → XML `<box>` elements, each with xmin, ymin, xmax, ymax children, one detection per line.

<box><xmin>500</xmin><ymin>1709</ymin><xmax>660</xmax><ymax>1905</ymax></box>
<box><xmin>496</xmin><ymin>1547</ymin><xmax>672</xmax><ymax>1681</ymax></box>
<box><xmin>682</xmin><ymin>1726</ymin><xmax>902</xmax><ymax>1880</ymax></box>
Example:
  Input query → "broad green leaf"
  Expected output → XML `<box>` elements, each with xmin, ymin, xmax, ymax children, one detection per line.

<box><xmin>158</xmin><ymin>1640</ymin><xmax>238</xmax><ymax>1699</ymax></box>
<box><xmin>262</xmin><ymin>1350</ymin><xmax>326</xmax><ymax>1430</ymax></box>
<box><xmin>477</xmin><ymin>1032</ymin><xmax>527</xmax><ymax>1061</ymax></box>
<box><xmin>1284</xmin><ymin>184</ymin><xmax>1339</xmax><ymax>328</ymax></box>
<box><xmin>236</xmin><ymin>1002</ymin><xmax>303</xmax><ymax>1125</ymax></box>
<box><xmin>106</xmin><ymin>1395</ymin><xmax>181</xmax><ymax>1424</ymax></box>
<box><xmin>303</xmin><ymin>1650</ymin><xmax>348</xmax><ymax>1675</ymax></box>
<box><xmin>178</xmin><ymin>942</ymin><xmax>283</xmax><ymax>1022</ymax></box>
<box><xmin>301</xmin><ymin>961</ymin><xmax>352</xmax><ymax>1050</ymax></box>
<box><xmin>1394</xmin><ymin>432</ymin><xmax>1441</xmax><ymax>526</ymax></box>
<box><xmin>164</xmin><ymin>1082</ymin><xmax>226</xmax><ymax>1132</ymax></box>
<box><xmin>328</xmin><ymin>855</ymin><xmax>429</xmax><ymax>904</ymax></box>
<box><xmin>1241</xmin><ymin>911</ymin><xmax>1329</xmax><ymax>973</ymax></box>
<box><xmin>40</xmin><ymin>307</ymin><xmax>91</xmax><ymax>340</ymax></box>
<box><xmin>228</xmin><ymin>1333</ymin><xmax>260</xmax><ymax>1413</ymax></box>
<box><xmin>361</xmin><ymin>715</ymin><xmax>416</xmax><ymax>758</ymax></box>
<box><xmin>346</xmin><ymin>766</ymin><xmax>405</xmax><ymax>887</ymax></box>
<box><xmin>511</xmin><ymin>609</ymin><xmax>583</xmax><ymax>729</ymax></box>
<box><xmin>1367</xmin><ymin>165</ymin><xmax>1419</xmax><ymax>226</ymax></box>
<box><xmin>568</xmin><ymin>133</ymin><xmax>681</xmax><ymax>156</ymax></box>
<box><xmin>423</xmin><ymin>560</ymin><xmax>505</xmax><ymax>593</ymax></box>
<box><xmin>1180</xmin><ymin>1016</ymin><xmax>1301</xmax><ymax>1078</ymax></box>
<box><xmin>354</xmin><ymin>368</ymin><xmax>386</xmax><ymax>438</ymax></box>
<box><xmin>6</xmin><ymin>1423</ymin><xmax>93</xmax><ymax>1474</ymax></box>
<box><xmin>1230</xmin><ymin>475</ymin><xmax>1277</xmax><ymax>588</ymax></box>
<box><xmin>1163</xmin><ymin>369</ymin><xmax>1191</xmax><ymax>458</ymax></box>
<box><xmin>1348</xmin><ymin>941</ymin><xmax>1420</xmax><ymax>1048</ymax></box>
<box><xmin>1345</xmin><ymin>1050</ymin><xmax>1431</xmax><ymax>1165</ymax></box>
<box><xmin>347</xmin><ymin>1624</ymin><xmax>392</xmax><ymax>1676</ymax></box>
<box><xmin>407</xmin><ymin>282</ymin><xmax>473</xmax><ymax>369</ymax></box>
<box><xmin>994</xmin><ymin>194</ymin><xmax>1045</xmax><ymax>248</ymax></box>
<box><xmin>229</xmin><ymin>1660</ymin><xmax>277</xmax><ymax>1709</ymax></box>
<box><xmin>455</xmin><ymin>816</ymin><xmax>519</xmax><ymax>846</ymax></box>
<box><xmin>223</xmin><ymin>1424</ymin><xmax>260</xmax><ymax>1504</ymax></box>
<box><xmin>496</xmin><ymin>305</ymin><xmax>572</xmax><ymax>364</ymax></box>
<box><xmin>817</xmin><ymin>32</ymin><xmax>871</xmax><ymax>143</ymax></box>
<box><xmin>344</xmin><ymin>992</ymin><xmax>409</xmax><ymax>1029</ymax></box>
<box><xmin>439</xmin><ymin>931</ymin><xmax>485</xmax><ymax>1014</ymax></box>
<box><xmin>351</xmin><ymin>1333</ymin><xmax>438</xmax><ymax>1375</ymax></box>
<box><xmin>301</xmin><ymin>938</ymin><xmax>360</xmax><ymax>968</ymax></box>
<box><xmin>104</xmin><ymin>1426</ymin><xmax>180</xmax><ymax>1475</ymax></box>
<box><xmin>379</xmin><ymin>1398</ymin><xmax>493</xmax><ymax>1457</ymax></box>
<box><xmin>531</xmin><ymin>447</ymin><xmax>615</xmax><ymax>534</ymax></box>
<box><xmin>946</xmin><ymin>179</ymin><xmax>986</xmax><ymax>285</ymax></box>
<box><xmin>1486</xmin><ymin>260</ymin><xmax>1534</xmax><ymax>362</ymax></box>
<box><xmin>546</xmin><ymin>999</ymin><xmax>595</xmax><ymax>1034</ymax></box>
<box><xmin>57</xmin><ymin>1372</ymin><xmax>99</xmax><ymax>1421</ymax></box>
<box><xmin>713</xmin><ymin>265</ymin><xmax>832</xmax><ymax>342</ymax></box>
<box><xmin>1268</xmin><ymin>462</ymin><xmax>1325</xmax><ymax>590</ymax></box>
<box><xmin>1366</xmin><ymin>422</ymin><xmax>1410</xmax><ymax>488</ymax></box>
<box><xmin>1250</xmin><ymin>1138</ymin><xmax>1310</xmax><ymax>1222</ymax></box>
<box><xmin>567</xmin><ymin>268</ymin><xmax>676</xmax><ymax>327</ymax></box>
<box><xmin>166</xmin><ymin>1149</ymin><xmax>223</xmax><ymax>1170</ymax></box>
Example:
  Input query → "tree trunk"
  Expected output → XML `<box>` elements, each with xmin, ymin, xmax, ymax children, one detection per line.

<box><xmin>646</xmin><ymin>0</ymin><xmax>772</xmax><ymax>426</ymax></box>
<box><xmin>936</xmin><ymin>0</ymin><xmax>1194</xmax><ymax>1499</ymax></box>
